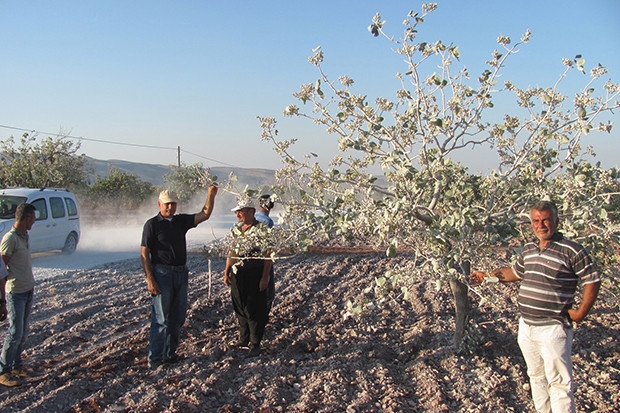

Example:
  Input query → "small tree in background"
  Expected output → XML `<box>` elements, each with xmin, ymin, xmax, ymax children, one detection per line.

<box><xmin>0</xmin><ymin>133</ymin><xmax>90</xmax><ymax>190</ymax></box>
<box><xmin>87</xmin><ymin>167</ymin><xmax>155</xmax><ymax>210</ymax></box>
<box><xmin>162</xmin><ymin>163</ymin><xmax>214</xmax><ymax>204</ymax></box>
<box><xmin>259</xmin><ymin>3</ymin><xmax>620</xmax><ymax>351</ymax></box>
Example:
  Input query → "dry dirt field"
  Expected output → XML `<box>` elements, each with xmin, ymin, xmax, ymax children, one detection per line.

<box><xmin>0</xmin><ymin>250</ymin><xmax>618</xmax><ymax>412</ymax></box>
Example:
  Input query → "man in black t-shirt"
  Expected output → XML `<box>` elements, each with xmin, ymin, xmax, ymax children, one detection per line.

<box><xmin>140</xmin><ymin>185</ymin><xmax>217</xmax><ymax>369</ymax></box>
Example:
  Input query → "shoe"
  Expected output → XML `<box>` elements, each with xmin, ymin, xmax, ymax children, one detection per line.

<box><xmin>0</xmin><ymin>373</ymin><xmax>20</xmax><ymax>387</ymax></box>
<box><xmin>247</xmin><ymin>344</ymin><xmax>261</xmax><ymax>358</ymax></box>
<box><xmin>148</xmin><ymin>360</ymin><xmax>163</xmax><ymax>371</ymax></box>
<box><xmin>234</xmin><ymin>340</ymin><xmax>250</xmax><ymax>348</ymax></box>
<box><xmin>13</xmin><ymin>367</ymin><xmax>38</xmax><ymax>378</ymax></box>
<box><xmin>163</xmin><ymin>354</ymin><xmax>184</xmax><ymax>364</ymax></box>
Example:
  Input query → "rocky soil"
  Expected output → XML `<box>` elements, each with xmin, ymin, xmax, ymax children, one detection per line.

<box><xmin>0</xmin><ymin>250</ymin><xmax>618</xmax><ymax>412</ymax></box>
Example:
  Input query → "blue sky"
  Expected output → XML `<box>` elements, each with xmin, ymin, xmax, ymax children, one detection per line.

<box><xmin>1</xmin><ymin>0</ymin><xmax>619</xmax><ymax>172</ymax></box>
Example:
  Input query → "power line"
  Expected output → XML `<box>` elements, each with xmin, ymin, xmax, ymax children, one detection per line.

<box><xmin>0</xmin><ymin>123</ymin><xmax>240</xmax><ymax>168</ymax></box>
<box><xmin>0</xmin><ymin>124</ymin><xmax>176</xmax><ymax>151</ymax></box>
<box><xmin>180</xmin><ymin>148</ymin><xmax>237</xmax><ymax>168</ymax></box>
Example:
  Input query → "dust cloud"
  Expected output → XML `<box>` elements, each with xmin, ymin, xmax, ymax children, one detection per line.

<box><xmin>31</xmin><ymin>212</ymin><xmax>235</xmax><ymax>280</ymax></box>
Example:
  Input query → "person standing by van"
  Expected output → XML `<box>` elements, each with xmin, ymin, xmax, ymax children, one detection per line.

<box><xmin>0</xmin><ymin>203</ymin><xmax>37</xmax><ymax>387</ymax></box>
<box><xmin>141</xmin><ymin>185</ymin><xmax>218</xmax><ymax>370</ymax></box>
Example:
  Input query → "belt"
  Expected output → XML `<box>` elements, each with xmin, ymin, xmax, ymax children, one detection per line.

<box><xmin>156</xmin><ymin>264</ymin><xmax>187</xmax><ymax>272</ymax></box>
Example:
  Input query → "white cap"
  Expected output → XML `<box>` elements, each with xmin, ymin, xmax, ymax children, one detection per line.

<box><xmin>231</xmin><ymin>199</ymin><xmax>254</xmax><ymax>212</ymax></box>
<box><xmin>159</xmin><ymin>190</ymin><xmax>179</xmax><ymax>203</ymax></box>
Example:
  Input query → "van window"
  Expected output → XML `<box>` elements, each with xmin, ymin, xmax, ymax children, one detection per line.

<box><xmin>65</xmin><ymin>197</ymin><xmax>78</xmax><ymax>217</ymax></box>
<box><xmin>0</xmin><ymin>196</ymin><xmax>26</xmax><ymax>219</ymax></box>
<box><xmin>50</xmin><ymin>197</ymin><xmax>66</xmax><ymax>219</ymax></box>
<box><xmin>31</xmin><ymin>198</ymin><xmax>48</xmax><ymax>220</ymax></box>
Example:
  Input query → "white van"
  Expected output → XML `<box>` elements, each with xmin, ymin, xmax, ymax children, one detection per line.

<box><xmin>0</xmin><ymin>187</ymin><xmax>80</xmax><ymax>254</ymax></box>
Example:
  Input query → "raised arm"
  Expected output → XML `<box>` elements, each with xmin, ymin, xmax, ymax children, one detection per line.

<box><xmin>194</xmin><ymin>183</ymin><xmax>218</xmax><ymax>225</ymax></box>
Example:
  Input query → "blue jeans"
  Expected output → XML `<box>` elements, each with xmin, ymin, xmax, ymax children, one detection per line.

<box><xmin>148</xmin><ymin>265</ymin><xmax>188</xmax><ymax>364</ymax></box>
<box><xmin>1</xmin><ymin>289</ymin><xmax>34</xmax><ymax>374</ymax></box>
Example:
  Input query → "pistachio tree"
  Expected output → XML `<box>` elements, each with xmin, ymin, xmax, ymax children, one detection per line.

<box><xmin>87</xmin><ymin>167</ymin><xmax>155</xmax><ymax>210</ymax></box>
<box><xmin>162</xmin><ymin>162</ymin><xmax>214</xmax><ymax>203</ymax></box>
<box><xmin>258</xmin><ymin>4</ymin><xmax>620</xmax><ymax>350</ymax></box>
<box><xmin>0</xmin><ymin>133</ymin><xmax>89</xmax><ymax>190</ymax></box>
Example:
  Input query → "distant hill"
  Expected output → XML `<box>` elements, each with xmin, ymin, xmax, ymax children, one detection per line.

<box><xmin>85</xmin><ymin>157</ymin><xmax>277</xmax><ymax>188</ymax></box>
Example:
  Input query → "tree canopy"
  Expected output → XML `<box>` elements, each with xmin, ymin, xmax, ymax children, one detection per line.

<box><xmin>257</xmin><ymin>4</ymin><xmax>620</xmax><ymax>314</ymax></box>
<box><xmin>162</xmin><ymin>163</ymin><xmax>214</xmax><ymax>203</ymax></box>
<box><xmin>87</xmin><ymin>167</ymin><xmax>155</xmax><ymax>210</ymax></box>
<box><xmin>0</xmin><ymin>133</ymin><xmax>89</xmax><ymax>190</ymax></box>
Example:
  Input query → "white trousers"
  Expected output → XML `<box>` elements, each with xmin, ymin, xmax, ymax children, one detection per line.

<box><xmin>517</xmin><ymin>318</ymin><xmax>575</xmax><ymax>413</ymax></box>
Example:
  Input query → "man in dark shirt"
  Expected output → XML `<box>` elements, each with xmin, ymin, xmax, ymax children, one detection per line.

<box><xmin>223</xmin><ymin>199</ymin><xmax>272</xmax><ymax>357</ymax></box>
<box><xmin>141</xmin><ymin>185</ymin><xmax>217</xmax><ymax>369</ymax></box>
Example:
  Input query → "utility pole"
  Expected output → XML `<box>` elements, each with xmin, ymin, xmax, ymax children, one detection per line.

<box><xmin>177</xmin><ymin>146</ymin><xmax>181</xmax><ymax>167</ymax></box>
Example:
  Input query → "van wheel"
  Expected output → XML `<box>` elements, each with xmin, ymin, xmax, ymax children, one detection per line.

<box><xmin>62</xmin><ymin>233</ymin><xmax>78</xmax><ymax>254</ymax></box>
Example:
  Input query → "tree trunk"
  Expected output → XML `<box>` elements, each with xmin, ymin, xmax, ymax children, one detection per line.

<box><xmin>449</xmin><ymin>261</ymin><xmax>470</xmax><ymax>352</ymax></box>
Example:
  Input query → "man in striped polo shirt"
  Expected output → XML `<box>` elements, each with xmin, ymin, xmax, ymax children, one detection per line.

<box><xmin>470</xmin><ymin>200</ymin><xmax>600</xmax><ymax>413</ymax></box>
